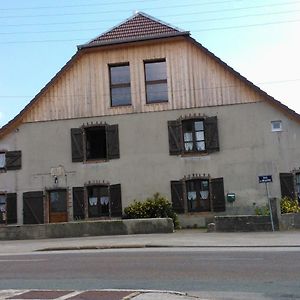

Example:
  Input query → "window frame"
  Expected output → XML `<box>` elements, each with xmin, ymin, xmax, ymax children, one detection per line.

<box><xmin>182</xmin><ymin>119</ymin><xmax>206</xmax><ymax>154</ymax></box>
<box><xmin>0</xmin><ymin>193</ymin><xmax>7</xmax><ymax>224</ymax></box>
<box><xmin>168</xmin><ymin>116</ymin><xmax>219</xmax><ymax>156</ymax></box>
<box><xmin>84</xmin><ymin>125</ymin><xmax>108</xmax><ymax>162</ymax></box>
<box><xmin>109</xmin><ymin>62</ymin><xmax>131</xmax><ymax>107</ymax></box>
<box><xmin>0</xmin><ymin>151</ymin><xmax>6</xmax><ymax>170</ymax></box>
<box><xmin>71</xmin><ymin>123</ymin><xmax>120</xmax><ymax>163</ymax></box>
<box><xmin>144</xmin><ymin>58</ymin><xmax>168</xmax><ymax>104</ymax></box>
<box><xmin>170</xmin><ymin>175</ymin><xmax>225</xmax><ymax>214</ymax></box>
<box><xmin>271</xmin><ymin>120</ymin><xmax>282</xmax><ymax>132</ymax></box>
<box><xmin>186</xmin><ymin>178</ymin><xmax>210</xmax><ymax>212</ymax></box>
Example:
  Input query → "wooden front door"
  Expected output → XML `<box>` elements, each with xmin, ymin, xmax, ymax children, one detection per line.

<box><xmin>49</xmin><ymin>190</ymin><xmax>68</xmax><ymax>223</ymax></box>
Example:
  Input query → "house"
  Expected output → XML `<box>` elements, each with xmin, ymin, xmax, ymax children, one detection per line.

<box><xmin>1</xmin><ymin>12</ymin><xmax>300</xmax><ymax>227</ymax></box>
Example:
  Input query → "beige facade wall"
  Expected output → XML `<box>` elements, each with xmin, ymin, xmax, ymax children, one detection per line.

<box><xmin>1</xmin><ymin>101</ymin><xmax>300</xmax><ymax>224</ymax></box>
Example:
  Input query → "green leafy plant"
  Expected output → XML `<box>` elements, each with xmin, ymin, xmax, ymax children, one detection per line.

<box><xmin>280</xmin><ymin>197</ymin><xmax>300</xmax><ymax>214</ymax></box>
<box><xmin>254</xmin><ymin>205</ymin><xmax>270</xmax><ymax>216</ymax></box>
<box><xmin>124</xmin><ymin>193</ymin><xmax>179</xmax><ymax>229</ymax></box>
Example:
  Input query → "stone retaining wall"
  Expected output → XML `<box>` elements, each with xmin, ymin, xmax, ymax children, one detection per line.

<box><xmin>0</xmin><ymin>218</ymin><xmax>174</xmax><ymax>240</ymax></box>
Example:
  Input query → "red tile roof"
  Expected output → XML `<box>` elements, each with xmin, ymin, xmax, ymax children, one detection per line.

<box><xmin>78</xmin><ymin>12</ymin><xmax>189</xmax><ymax>49</ymax></box>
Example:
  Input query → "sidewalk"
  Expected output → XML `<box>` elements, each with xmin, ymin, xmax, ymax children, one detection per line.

<box><xmin>0</xmin><ymin>229</ymin><xmax>300</xmax><ymax>255</ymax></box>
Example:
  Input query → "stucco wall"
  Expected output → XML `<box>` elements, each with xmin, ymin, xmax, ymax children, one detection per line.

<box><xmin>1</xmin><ymin>101</ymin><xmax>300</xmax><ymax>224</ymax></box>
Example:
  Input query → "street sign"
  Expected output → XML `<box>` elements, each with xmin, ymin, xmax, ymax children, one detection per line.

<box><xmin>258</xmin><ymin>175</ymin><xmax>272</xmax><ymax>183</ymax></box>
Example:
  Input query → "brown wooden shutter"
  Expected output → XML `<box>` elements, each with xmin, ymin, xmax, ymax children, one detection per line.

<box><xmin>205</xmin><ymin>116</ymin><xmax>219</xmax><ymax>153</ymax></box>
<box><xmin>168</xmin><ymin>120</ymin><xmax>182</xmax><ymax>155</ymax></box>
<box><xmin>6</xmin><ymin>151</ymin><xmax>22</xmax><ymax>170</ymax></box>
<box><xmin>280</xmin><ymin>173</ymin><xmax>295</xmax><ymax>199</ymax></box>
<box><xmin>171</xmin><ymin>181</ymin><xmax>185</xmax><ymax>213</ymax></box>
<box><xmin>23</xmin><ymin>191</ymin><xmax>44</xmax><ymax>224</ymax></box>
<box><xmin>6</xmin><ymin>193</ymin><xmax>17</xmax><ymax>224</ymax></box>
<box><xmin>211</xmin><ymin>177</ymin><xmax>225</xmax><ymax>212</ymax></box>
<box><xmin>110</xmin><ymin>184</ymin><xmax>122</xmax><ymax>217</ymax></box>
<box><xmin>107</xmin><ymin>124</ymin><xmax>120</xmax><ymax>160</ymax></box>
<box><xmin>72</xmin><ymin>187</ymin><xmax>85</xmax><ymax>220</ymax></box>
<box><xmin>71</xmin><ymin>128</ymin><xmax>83</xmax><ymax>162</ymax></box>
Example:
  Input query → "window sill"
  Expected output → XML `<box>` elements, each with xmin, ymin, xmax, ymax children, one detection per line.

<box><xmin>145</xmin><ymin>100</ymin><xmax>169</xmax><ymax>105</ymax></box>
<box><xmin>181</xmin><ymin>152</ymin><xmax>208</xmax><ymax>157</ymax></box>
<box><xmin>110</xmin><ymin>104</ymin><xmax>133</xmax><ymax>108</ymax></box>
<box><xmin>84</xmin><ymin>159</ymin><xmax>108</xmax><ymax>164</ymax></box>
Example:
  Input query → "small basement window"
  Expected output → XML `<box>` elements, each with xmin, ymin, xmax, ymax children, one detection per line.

<box><xmin>85</xmin><ymin>126</ymin><xmax>107</xmax><ymax>160</ymax></box>
<box><xmin>271</xmin><ymin>120</ymin><xmax>282</xmax><ymax>132</ymax></box>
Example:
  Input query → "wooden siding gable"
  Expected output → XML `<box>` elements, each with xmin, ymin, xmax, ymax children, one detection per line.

<box><xmin>1</xmin><ymin>16</ymin><xmax>300</xmax><ymax>138</ymax></box>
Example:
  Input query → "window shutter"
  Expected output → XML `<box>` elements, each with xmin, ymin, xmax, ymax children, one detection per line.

<box><xmin>107</xmin><ymin>124</ymin><xmax>120</xmax><ymax>160</ymax></box>
<box><xmin>6</xmin><ymin>193</ymin><xmax>17</xmax><ymax>224</ymax></box>
<box><xmin>71</xmin><ymin>128</ymin><xmax>83</xmax><ymax>162</ymax></box>
<box><xmin>72</xmin><ymin>187</ymin><xmax>85</xmax><ymax>220</ymax></box>
<box><xmin>110</xmin><ymin>184</ymin><xmax>122</xmax><ymax>217</ymax></box>
<box><xmin>23</xmin><ymin>191</ymin><xmax>44</xmax><ymax>224</ymax></box>
<box><xmin>211</xmin><ymin>177</ymin><xmax>225</xmax><ymax>212</ymax></box>
<box><xmin>6</xmin><ymin>151</ymin><xmax>22</xmax><ymax>170</ymax></box>
<box><xmin>170</xmin><ymin>181</ymin><xmax>185</xmax><ymax>213</ymax></box>
<box><xmin>280</xmin><ymin>173</ymin><xmax>295</xmax><ymax>199</ymax></box>
<box><xmin>168</xmin><ymin>120</ymin><xmax>182</xmax><ymax>155</ymax></box>
<box><xmin>205</xmin><ymin>116</ymin><xmax>219</xmax><ymax>153</ymax></box>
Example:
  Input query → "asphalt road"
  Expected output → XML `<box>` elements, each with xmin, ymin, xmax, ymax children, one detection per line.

<box><xmin>1</xmin><ymin>248</ymin><xmax>300</xmax><ymax>299</ymax></box>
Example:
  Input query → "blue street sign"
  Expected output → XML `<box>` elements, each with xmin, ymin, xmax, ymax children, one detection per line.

<box><xmin>259</xmin><ymin>175</ymin><xmax>272</xmax><ymax>183</ymax></box>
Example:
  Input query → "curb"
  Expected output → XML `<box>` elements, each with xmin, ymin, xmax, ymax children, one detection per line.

<box><xmin>35</xmin><ymin>244</ymin><xmax>300</xmax><ymax>252</ymax></box>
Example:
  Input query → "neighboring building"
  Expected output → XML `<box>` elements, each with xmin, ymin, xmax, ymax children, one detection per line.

<box><xmin>0</xmin><ymin>12</ymin><xmax>300</xmax><ymax>227</ymax></box>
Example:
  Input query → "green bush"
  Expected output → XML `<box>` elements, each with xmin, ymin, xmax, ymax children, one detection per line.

<box><xmin>124</xmin><ymin>193</ymin><xmax>179</xmax><ymax>229</ymax></box>
<box><xmin>280</xmin><ymin>197</ymin><xmax>300</xmax><ymax>214</ymax></box>
<box><xmin>254</xmin><ymin>205</ymin><xmax>270</xmax><ymax>216</ymax></box>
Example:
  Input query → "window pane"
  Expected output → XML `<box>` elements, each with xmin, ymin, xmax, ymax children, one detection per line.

<box><xmin>296</xmin><ymin>173</ymin><xmax>300</xmax><ymax>185</ymax></box>
<box><xmin>111</xmin><ymin>86</ymin><xmax>131</xmax><ymax>106</ymax></box>
<box><xmin>185</xmin><ymin>142</ymin><xmax>193</xmax><ymax>151</ymax></box>
<box><xmin>196</xmin><ymin>141</ymin><xmax>205</xmax><ymax>151</ymax></box>
<box><xmin>0</xmin><ymin>153</ymin><xmax>5</xmax><ymax>168</ymax></box>
<box><xmin>0</xmin><ymin>195</ymin><xmax>6</xmax><ymax>205</ymax></box>
<box><xmin>145</xmin><ymin>61</ymin><xmax>167</xmax><ymax>81</ymax></box>
<box><xmin>50</xmin><ymin>191</ymin><xmax>67</xmax><ymax>213</ymax></box>
<box><xmin>194</xmin><ymin>121</ymin><xmax>203</xmax><ymax>131</ymax></box>
<box><xmin>196</xmin><ymin>131</ymin><xmax>204</xmax><ymax>141</ymax></box>
<box><xmin>146</xmin><ymin>83</ymin><xmax>168</xmax><ymax>102</ymax></box>
<box><xmin>110</xmin><ymin>65</ymin><xmax>130</xmax><ymax>84</ymax></box>
<box><xmin>184</xmin><ymin>132</ymin><xmax>193</xmax><ymax>142</ymax></box>
<box><xmin>201</xmin><ymin>180</ymin><xmax>209</xmax><ymax>190</ymax></box>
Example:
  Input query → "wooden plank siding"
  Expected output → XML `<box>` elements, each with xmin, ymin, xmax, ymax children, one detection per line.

<box><xmin>22</xmin><ymin>38</ymin><xmax>261</xmax><ymax>124</ymax></box>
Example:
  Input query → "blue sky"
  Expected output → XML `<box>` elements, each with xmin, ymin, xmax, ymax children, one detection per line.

<box><xmin>0</xmin><ymin>0</ymin><xmax>300</xmax><ymax>127</ymax></box>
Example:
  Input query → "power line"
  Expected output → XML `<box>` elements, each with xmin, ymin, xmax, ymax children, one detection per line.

<box><xmin>1</xmin><ymin>9</ymin><xmax>300</xmax><ymax>35</ymax></box>
<box><xmin>1</xmin><ymin>17</ymin><xmax>300</xmax><ymax>44</ymax></box>
<box><xmin>0</xmin><ymin>0</ymin><xmax>245</xmax><ymax>11</ymax></box>
<box><xmin>0</xmin><ymin>78</ymin><xmax>299</xmax><ymax>99</ymax></box>
<box><xmin>1</xmin><ymin>0</ymin><xmax>300</xmax><ymax>19</ymax></box>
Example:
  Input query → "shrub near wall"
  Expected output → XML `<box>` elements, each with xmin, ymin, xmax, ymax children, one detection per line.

<box><xmin>124</xmin><ymin>193</ymin><xmax>179</xmax><ymax>229</ymax></box>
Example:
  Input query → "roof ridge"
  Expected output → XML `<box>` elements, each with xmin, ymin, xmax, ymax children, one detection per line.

<box><xmin>78</xmin><ymin>11</ymin><xmax>189</xmax><ymax>49</ymax></box>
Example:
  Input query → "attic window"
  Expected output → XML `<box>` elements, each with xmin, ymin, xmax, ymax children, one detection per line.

<box><xmin>144</xmin><ymin>59</ymin><xmax>168</xmax><ymax>103</ymax></box>
<box><xmin>271</xmin><ymin>120</ymin><xmax>282</xmax><ymax>132</ymax></box>
<box><xmin>109</xmin><ymin>63</ymin><xmax>131</xmax><ymax>107</ymax></box>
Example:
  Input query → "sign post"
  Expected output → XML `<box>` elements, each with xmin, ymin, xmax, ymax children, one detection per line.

<box><xmin>258</xmin><ymin>175</ymin><xmax>274</xmax><ymax>232</ymax></box>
